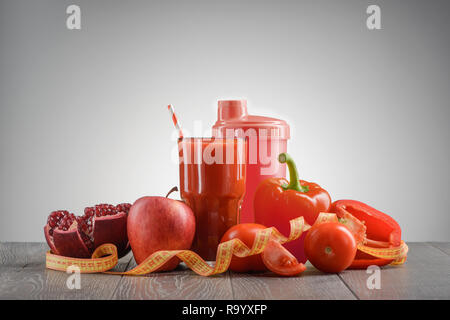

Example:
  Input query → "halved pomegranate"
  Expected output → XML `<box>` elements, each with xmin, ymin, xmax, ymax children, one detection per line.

<box><xmin>44</xmin><ymin>203</ymin><xmax>131</xmax><ymax>258</ymax></box>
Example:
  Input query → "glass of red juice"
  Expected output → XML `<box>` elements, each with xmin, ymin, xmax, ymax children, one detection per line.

<box><xmin>178</xmin><ymin>137</ymin><xmax>247</xmax><ymax>260</ymax></box>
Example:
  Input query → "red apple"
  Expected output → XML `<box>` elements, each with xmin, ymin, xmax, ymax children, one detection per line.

<box><xmin>127</xmin><ymin>196</ymin><xmax>196</xmax><ymax>271</ymax></box>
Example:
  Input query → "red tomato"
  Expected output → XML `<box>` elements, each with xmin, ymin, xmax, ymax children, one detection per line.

<box><xmin>220</xmin><ymin>223</ymin><xmax>267</xmax><ymax>272</ymax></box>
<box><xmin>304</xmin><ymin>222</ymin><xmax>357</xmax><ymax>273</ymax></box>
<box><xmin>261</xmin><ymin>239</ymin><xmax>306</xmax><ymax>276</ymax></box>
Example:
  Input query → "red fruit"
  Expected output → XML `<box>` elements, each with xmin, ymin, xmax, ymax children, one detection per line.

<box><xmin>261</xmin><ymin>239</ymin><xmax>306</xmax><ymax>276</ymax></box>
<box><xmin>127</xmin><ymin>196</ymin><xmax>196</xmax><ymax>271</ymax></box>
<box><xmin>220</xmin><ymin>223</ymin><xmax>267</xmax><ymax>273</ymax></box>
<box><xmin>44</xmin><ymin>203</ymin><xmax>132</xmax><ymax>258</ymax></box>
<box><xmin>116</xmin><ymin>203</ymin><xmax>132</xmax><ymax>214</ymax></box>
<box><xmin>304</xmin><ymin>222</ymin><xmax>357</xmax><ymax>273</ymax></box>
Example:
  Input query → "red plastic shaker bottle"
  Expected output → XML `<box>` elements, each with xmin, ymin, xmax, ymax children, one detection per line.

<box><xmin>212</xmin><ymin>100</ymin><xmax>290</xmax><ymax>223</ymax></box>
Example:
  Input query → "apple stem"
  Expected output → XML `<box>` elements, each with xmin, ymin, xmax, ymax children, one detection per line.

<box><xmin>165</xmin><ymin>186</ymin><xmax>179</xmax><ymax>198</ymax></box>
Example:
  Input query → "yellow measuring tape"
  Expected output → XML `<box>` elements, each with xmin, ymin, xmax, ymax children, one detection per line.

<box><xmin>358</xmin><ymin>241</ymin><xmax>409</xmax><ymax>265</ymax></box>
<box><xmin>46</xmin><ymin>214</ymin><xmax>408</xmax><ymax>275</ymax></box>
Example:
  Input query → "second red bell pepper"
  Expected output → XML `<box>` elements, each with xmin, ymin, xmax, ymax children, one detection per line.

<box><xmin>254</xmin><ymin>153</ymin><xmax>331</xmax><ymax>263</ymax></box>
<box><xmin>329</xmin><ymin>200</ymin><xmax>403</xmax><ymax>269</ymax></box>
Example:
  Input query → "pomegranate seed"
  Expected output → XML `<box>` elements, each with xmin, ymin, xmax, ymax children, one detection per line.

<box><xmin>116</xmin><ymin>203</ymin><xmax>132</xmax><ymax>214</ymax></box>
<box><xmin>47</xmin><ymin>210</ymin><xmax>75</xmax><ymax>235</ymax></box>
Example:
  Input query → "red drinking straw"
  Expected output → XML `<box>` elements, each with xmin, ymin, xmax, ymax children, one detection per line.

<box><xmin>167</xmin><ymin>104</ymin><xmax>184</xmax><ymax>139</ymax></box>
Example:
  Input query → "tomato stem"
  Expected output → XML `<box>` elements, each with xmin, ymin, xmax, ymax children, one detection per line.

<box><xmin>278</xmin><ymin>153</ymin><xmax>309</xmax><ymax>193</ymax></box>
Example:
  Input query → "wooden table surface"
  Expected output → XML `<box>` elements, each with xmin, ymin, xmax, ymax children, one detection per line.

<box><xmin>0</xmin><ymin>242</ymin><xmax>449</xmax><ymax>300</ymax></box>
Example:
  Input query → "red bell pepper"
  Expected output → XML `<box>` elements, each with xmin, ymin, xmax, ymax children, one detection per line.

<box><xmin>329</xmin><ymin>200</ymin><xmax>403</xmax><ymax>269</ymax></box>
<box><xmin>254</xmin><ymin>153</ymin><xmax>331</xmax><ymax>263</ymax></box>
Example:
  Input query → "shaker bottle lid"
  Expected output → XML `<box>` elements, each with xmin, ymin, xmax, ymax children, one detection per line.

<box><xmin>212</xmin><ymin>100</ymin><xmax>290</xmax><ymax>139</ymax></box>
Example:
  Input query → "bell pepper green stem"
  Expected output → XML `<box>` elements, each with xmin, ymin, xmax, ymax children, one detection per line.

<box><xmin>278</xmin><ymin>153</ymin><xmax>309</xmax><ymax>193</ymax></box>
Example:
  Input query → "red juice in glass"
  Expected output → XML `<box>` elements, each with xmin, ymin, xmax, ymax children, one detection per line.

<box><xmin>178</xmin><ymin>137</ymin><xmax>246</xmax><ymax>260</ymax></box>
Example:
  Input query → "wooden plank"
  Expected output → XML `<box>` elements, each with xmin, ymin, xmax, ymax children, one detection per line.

<box><xmin>0</xmin><ymin>242</ymin><xmax>132</xmax><ymax>299</ymax></box>
<box><xmin>429</xmin><ymin>242</ymin><xmax>450</xmax><ymax>256</ymax></box>
<box><xmin>2</xmin><ymin>242</ymin><xmax>450</xmax><ymax>300</ymax></box>
<box><xmin>339</xmin><ymin>242</ymin><xmax>450</xmax><ymax>299</ymax></box>
<box><xmin>0</xmin><ymin>242</ymin><xmax>48</xmax><ymax>267</ymax></box>
<box><xmin>230</xmin><ymin>262</ymin><xmax>356</xmax><ymax>300</ymax></box>
<box><xmin>112</xmin><ymin>260</ymin><xmax>233</xmax><ymax>300</ymax></box>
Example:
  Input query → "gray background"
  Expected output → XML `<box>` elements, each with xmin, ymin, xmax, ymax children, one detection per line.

<box><xmin>1</xmin><ymin>0</ymin><xmax>449</xmax><ymax>242</ymax></box>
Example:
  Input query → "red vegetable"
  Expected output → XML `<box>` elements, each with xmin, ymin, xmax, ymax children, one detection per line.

<box><xmin>220</xmin><ymin>223</ymin><xmax>306</xmax><ymax>276</ymax></box>
<box><xmin>220</xmin><ymin>223</ymin><xmax>267</xmax><ymax>272</ymax></box>
<box><xmin>261</xmin><ymin>239</ymin><xmax>306</xmax><ymax>276</ymax></box>
<box><xmin>304</xmin><ymin>222</ymin><xmax>357</xmax><ymax>273</ymax></box>
<box><xmin>329</xmin><ymin>200</ymin><xmax>402</xmax><ymax>269</ymax></box>
<box><xmin>254</xmin><ymin>153</ymin><xmax>331</xmax><ymax>263</ymax></box>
